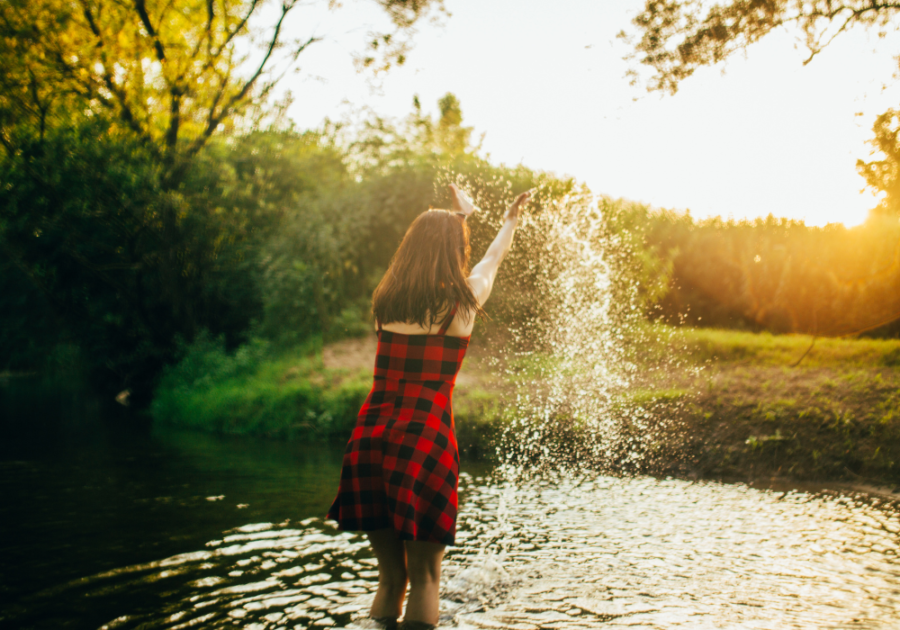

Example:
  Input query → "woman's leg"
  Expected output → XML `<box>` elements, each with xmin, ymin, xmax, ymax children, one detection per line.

<box><xmin>403</xmin><ymin>540</ymin><xmax>445</xmax><ymax>625</ymax></box>
<box><xmin>367</xmin><ymin>529</ymin><xmax>409</xmax><ymax>619</ymax></box>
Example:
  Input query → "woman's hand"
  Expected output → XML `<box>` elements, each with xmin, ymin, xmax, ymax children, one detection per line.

<box><xmin>449</xmin><ymin>184</ymin><xmax>478</xmax><ymax>218</ymax></box>
<box><xmin>504</xmin><ymin>190</ymin><xmax>533</xmax><ymax>221</ymax></box>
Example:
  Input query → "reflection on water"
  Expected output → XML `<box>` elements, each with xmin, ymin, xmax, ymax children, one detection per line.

<box><xmin>454</xmin><ymin>476</ymin><xmax>900</xmax><ymax>629</ymax></box>
<box><xmin>3</xmin><ymin>418</ymin><xmax>899</xmax><ymax>630</ymax></box>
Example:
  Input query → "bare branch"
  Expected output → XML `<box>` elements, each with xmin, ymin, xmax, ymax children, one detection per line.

<box><xmin>801</xmin><ymin>11</ymin><xmax>856</xmax><ymax>64</ymax></box>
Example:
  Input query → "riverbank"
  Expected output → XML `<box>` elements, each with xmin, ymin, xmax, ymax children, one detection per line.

<box><xmin>148</xmin><ymin>333</ymin><xmax>510</xmax><ymax>457</ymax></box>
<box><xmin>664</xmin><ymin>329</ymin><xmax>900</xmax><ymax>487</ymax></box>
<box><xmin>151</xmin><ymin>328</ymin><xmax>900</xmax><ymax>487</ymax></box>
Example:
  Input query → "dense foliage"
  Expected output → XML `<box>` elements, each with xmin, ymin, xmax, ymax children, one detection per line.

<box><xmin>0</xmin><ymin>0</ymin><xmax>444</xmax><ymax>399</ymax></box>
<box><xmin>0</xmin><ymin>78</ymin><xmax>668</xmax><ymax>401</ymax></box>
<box><xmin>5</xmin><ymin>0</ymin><xmax>900</xmax><ymax>408</ymax></box>
<box><xmin>0</xmin><ymin>0</ymin><xmax>443</xmax><ymax>158</ymax></box>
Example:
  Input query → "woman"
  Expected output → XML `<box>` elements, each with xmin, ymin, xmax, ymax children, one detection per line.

<box><xmin>327</xmin><ymin>184</ymin><xmax>531</xmax><ymax>630</ymax></box>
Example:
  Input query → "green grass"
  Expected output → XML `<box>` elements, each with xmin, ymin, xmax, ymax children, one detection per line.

<box><xmin>151</xmin><ymin>325</ymin><xmax>900</xmax><ymax>485</ymax></box>
<box><xmin>624</xmin><ymin>387</ymin><xmax>690</xmax><ymax>406</ymax></box>
<box><xmin>151</xmin><ymin>335</ymin><xmax>370</xmax><ymax>440</ymax></box>
<box><xmin>659</xmin><ymin>328</ymin><xmax>900</xmax><ymax>485</ymax></box>
<box><xmin>677</xmin><ymin>327</ymin><xmax>900</xmax><ymax>367</ymax></box>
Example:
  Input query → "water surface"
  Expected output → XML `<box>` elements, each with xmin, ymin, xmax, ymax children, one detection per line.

<box><xmin>1</xmin><ymin>385</ymin><xmax>898</xmax><ymax>629</ymax></box>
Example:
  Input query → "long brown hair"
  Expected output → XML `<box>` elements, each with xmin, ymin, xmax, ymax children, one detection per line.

<box><xmin>373</xmin><ymin>209</ymin><xmax>485</xmax><ymax>328</ymax></box>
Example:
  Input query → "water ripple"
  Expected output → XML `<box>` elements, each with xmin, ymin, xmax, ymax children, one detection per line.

<box><xmin>10</xmin><ymin>474</ymin><xmax>898</xmax><ymax>629</ymax></box>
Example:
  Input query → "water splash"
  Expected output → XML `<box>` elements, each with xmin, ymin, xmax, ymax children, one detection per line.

<box><xmin>428</xmin><ymin>175</ymin><xmax>701</xmax><ymax>617</ymax></box>
<box><xmin>472</xmin><ymin>185</ymin><xmax>686</xmax><ymax>480</ymax></box>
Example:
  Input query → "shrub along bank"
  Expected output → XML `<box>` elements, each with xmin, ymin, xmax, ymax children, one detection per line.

<box><xmin>150</xmin><ymin>331</ymin><xmax>513</xmax><ymax>457</ymax></box>
<box><xmin>150</xmin><ymin>333</ymin><xmax>369</xmax><ymax>441</ymax></box>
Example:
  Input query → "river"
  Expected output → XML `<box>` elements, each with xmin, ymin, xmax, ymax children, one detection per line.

<box><xmin>1</xmin><ymin>381</ymin><xmax>899</xmax><ymax>629</ymax></box>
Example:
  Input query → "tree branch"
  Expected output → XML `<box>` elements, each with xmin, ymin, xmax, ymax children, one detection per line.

<box><xmin>629</xmin><ymin>0</ymin><xmax>900</xmax><ymax>93</ymax></box>
<box><xmin>78</xmin><ymin>0</ymin><xmax>147</xmax><ymax>139</ymax></box>
<box><xmin>801</xmin><ymin>3</ymin><xmax>894</xmax><ymax>64</ymax></box>
<box><xmin>27</xmin><ymin>67</ymin><xmax>49</xmax><ymax>142</ymax></box>
<box><xmin>184</xmin><ymin>0</ymin><xmax>218</xmax><ymax>68</ymax></box>
<box><xmin>205</xmin><ymin>63</ymin><xmax>233</xmax><ymax>130</ymax></box>
<box><xmin>214</xmin><ymin>0</ymin><xmax>261</xmax><ymax>58</ymax></box>
<box><xmin>187</xmin><ymin>0</ymin><xmax>261</xmax><ymax>82</ymax></box>
<box><xmin>186</xmin><ymin>4</ymin><xmax>313</xmax><ymax>158</ymax></box>
<box><xmin>0</xmin><ymin>128</ymin><xmax>15</xmax><ymax>158</ymax></box>
<box><xmin>133</xmin><ymin>0</ymin><xmax>167</xmax><ymax>62</ymax></box>
<box><xmin>165</xmin><ymin>90</ymin><xmax>181</xmax><ymax>149</ymax></box>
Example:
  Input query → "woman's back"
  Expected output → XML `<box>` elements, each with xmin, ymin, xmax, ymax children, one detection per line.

<box><xmin>378</xmin><ymin>304</ymin><xmax>476</xmax><ymax>339</ymax></box>
<box><xmin>329</xmin><ymin>303</ymin><xmax>466</xmax><ymax>546</ymax></box>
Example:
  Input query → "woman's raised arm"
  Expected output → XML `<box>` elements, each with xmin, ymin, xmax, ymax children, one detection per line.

<box><xmin>459</xmin><ymin>188</ymin><xmax>531</xmax><ymax>307</ymax></box>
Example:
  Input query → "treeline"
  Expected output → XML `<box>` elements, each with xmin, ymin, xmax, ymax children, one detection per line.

<box><xmin>0</xmin><ymin>0</ymin><xmax>448</xmax><ymax>400</ymax></box>
<box><xmin>638</xmin><ymin>210</ymin><xmax>900</xmax><ymax>338</ymax></box>
<box><xmin>1</xmin><ymin>91</ymin><xmax>661</xmax><ymax>401</ymax></box>
<box><xmin>7</xmin><ymin>96</ymin><xmax>900</xmax><ymax>404</ymax></box>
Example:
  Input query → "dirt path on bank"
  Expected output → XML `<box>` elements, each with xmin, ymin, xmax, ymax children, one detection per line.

<box><xmin>321</xmin><ymin>335</ymin><xmax>377</xmax><ymax>371</ymax></box>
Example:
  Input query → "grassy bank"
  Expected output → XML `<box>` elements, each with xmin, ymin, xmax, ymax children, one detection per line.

<box><xmin>152</xmin><ymin>328</ymin><xmax>900</xmax><ymax>487</ymax></box>
<box><xmin>151</xmin><ymin>335</ymin><xmax>372</xmax><ymax>440</ymax></box>
<box><xmin>665</xmin><ymin>328</ymin><xmax>900</xmax><ymax>486</ymax></box>
<box><xmin>150</xmin><ymin>333</ymin><xmax>513</xmax><ymax>454</ymax></box>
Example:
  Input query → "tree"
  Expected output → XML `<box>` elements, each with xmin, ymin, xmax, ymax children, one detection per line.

<box><xmin>625</xmin><ymin>1</ymin><xmax>900</xmax><ymax>95</ymax></box>
<box><xmin>0</xmin><ymin>0</ymin><xmax>443</xmax><ymax>170</ymax></box>
<box><xmin>625</xmin><ymin>1</ymin><xmax>900</xmax><ymax>216</ymax></box>
<box><xmin>413</xmin><ymin>92</ymin><xmax>477</xmax><ymax>156</ymax></box>
<box><xmin>0</xmin><ymin>0</ymin><xmax>443</xmax><ymax>397</ymax></box>
<box><xmin>858</xmin><ymin>108</ymin><xmax>900</xmax><ymax>216</ymax></box>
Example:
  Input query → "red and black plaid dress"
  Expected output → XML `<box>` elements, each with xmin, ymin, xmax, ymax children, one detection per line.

<box><xmin>326</xmin><ymin>303</ymin><xmax>468</xmax><ymax>546</ymax></box>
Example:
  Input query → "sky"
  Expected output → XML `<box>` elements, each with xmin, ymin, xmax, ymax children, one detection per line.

<box><xmin>262</xmin><ymin>0</ymin><xmax>900</xmax><ymax>227</ymax></box>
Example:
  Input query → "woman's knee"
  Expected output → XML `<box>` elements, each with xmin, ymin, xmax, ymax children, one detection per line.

<box><xmin>379</xmin><ymin>564</ymin><xmax>409</xmax><ymax>591</ymax></box>
<box><xmin>405</xmin><ymin>541</ymin><xmax>444</xmax><ymax>587</ymax></box>
<box><xmin>407</xmin><ymin>565</ymin><xmax>440</xmax><ymax>589</ymax></box>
